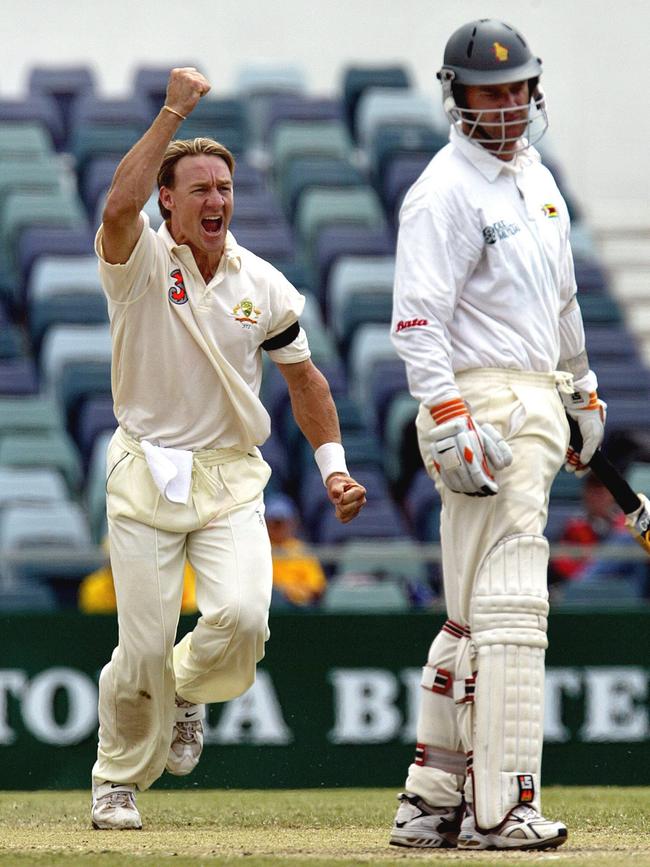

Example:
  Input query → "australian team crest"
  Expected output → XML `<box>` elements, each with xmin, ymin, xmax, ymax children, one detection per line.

<box><xmin>232</xmin><ymin>298</ymin><xmax>261</xmax><ymax>326</ymax></box>
<box><xmin>168</xmin><ymin>268</ymin><xmax>188</xmax><ymax>304</ymax></box>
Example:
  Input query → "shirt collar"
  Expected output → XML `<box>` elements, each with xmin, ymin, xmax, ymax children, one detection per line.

<box><xmin>449</xmin><ymin>123</ymin><xmax>540</xmax><ymax>182</ymax></box>
<box><xmin>158</xmin><ymin>221</ymin><xmax>242</xmax><ymax>273</ymax></box>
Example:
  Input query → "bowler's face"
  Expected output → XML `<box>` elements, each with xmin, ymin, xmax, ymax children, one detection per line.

<box><xmin>160</xmin><ymin>154</ymin><xmax>234</xmax><ymax>258</ymax></box>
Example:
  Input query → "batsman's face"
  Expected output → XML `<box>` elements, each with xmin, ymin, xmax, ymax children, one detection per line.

<box><xmin>160</xmin><ymin>154</ymin><xmax>234</xmax><ymax>258</ymax></box>
<box><xmin>462</xmin><ymin>80</ymin><xmax>530</xmax><ymax>159</ymax></box>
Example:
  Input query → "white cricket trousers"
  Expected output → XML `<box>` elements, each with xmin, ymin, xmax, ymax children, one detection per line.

<box><xmin>404</xmin><ymin>369</ymin><xmax>569</xmax><ymax>807</ymax></box>
<box><xmin>92</xmin><ymin>427</ymin><xmax>273</xmax><ymax>792</ymax></box>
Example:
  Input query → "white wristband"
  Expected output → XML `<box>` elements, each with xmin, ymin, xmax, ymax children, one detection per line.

<box><xmin>314</xmin><ymin>442</ymin><xmax>348</xmax><ymax>486</ymax></box>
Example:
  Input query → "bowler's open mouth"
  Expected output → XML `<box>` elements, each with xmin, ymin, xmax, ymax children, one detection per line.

<box><xmin>202</xmin><ymin>216</ymin><xmax>223</xmax><ymax>234</ymax></box>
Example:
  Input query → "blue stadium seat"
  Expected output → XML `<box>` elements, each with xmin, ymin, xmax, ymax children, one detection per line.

<box><xmin>0</xmin><ymin>359</ymin><xmax>38</xmax><ymax>395</ymax></box>
<box><xmin>341</xmin><ymin>65</ymin><xmax>410</xmax><ymax>140</ymax></box>
<box><xmin>0</xmin><ymin>95</ymin><xmax>65</xmax><ymax>150</ymax></box>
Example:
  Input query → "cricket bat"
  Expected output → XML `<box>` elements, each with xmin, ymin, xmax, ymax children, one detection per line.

<box><xmin>567</xmin><ymin>416</ymin><xmax>650</xmax><ymax>555</ymax></box>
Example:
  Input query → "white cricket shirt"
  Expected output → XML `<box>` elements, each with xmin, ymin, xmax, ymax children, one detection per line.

<box><xmin>391</xmin><ymin>125</ymin><xmax>587</xmax><ymax>406</ymax></box>
<box><xmin>96</xmin><ymin>214</ymin><xmax>310</xmax><ymax>451</ymax></box>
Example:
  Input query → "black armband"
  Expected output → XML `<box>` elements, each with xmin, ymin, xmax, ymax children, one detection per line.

<box><xmin>261</xmin><ymin>320</ymin><xmax>300</xmax><ymax>351</ymax></box>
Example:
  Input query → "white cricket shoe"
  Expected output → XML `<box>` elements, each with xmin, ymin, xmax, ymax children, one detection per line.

<box><xmin>91</xmin><ymin>781</ymin><xmax>142</xmax><ymax>830</ymax></box>
<box><xmin>165</xmin><ymin>695</ymin><xmax>205</xmax><ymax>776</ymax></box>
<box><xmin>389</xmin><ymin>792</ymin><xmax>463</xmax><ymax>848</ymax></box>
<box><xmin>457</xmin><ymin>803</ymin><xmax>568</xmax><ymax>850</ymax></box>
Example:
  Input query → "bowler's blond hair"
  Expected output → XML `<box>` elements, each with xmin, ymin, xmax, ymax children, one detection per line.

<box><xmin>157</xmin><ymin>137</ymin><xmax>236</xmax><ymax>221</ymax></box>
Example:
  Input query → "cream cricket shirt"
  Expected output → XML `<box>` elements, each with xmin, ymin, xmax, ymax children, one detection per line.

<box><xmin>96</xmin><ymin>214</ymin><xmax>310</xmax><ymax>451</ymax></box>
<box><xmin>391</xmin><ymin>124</ymin><xmax>588</xmax><ymax>406</ymax></box>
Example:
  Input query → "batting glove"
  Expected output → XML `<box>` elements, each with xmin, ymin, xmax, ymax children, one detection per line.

<box><xmin>562</xmin><ymin>389</ymin><xmax>607</xmax><ymax>475</ymax></box>
<box><xmin>427</xmin><ymin>398</ymin><xmax>513</xmax><ymax>497</ymax></box>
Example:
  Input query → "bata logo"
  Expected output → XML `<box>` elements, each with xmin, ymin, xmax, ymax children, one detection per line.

<box><xmin>396</xmin><ymin>318</ymin><xmax>428</xmax><ymax>332</ymax></box>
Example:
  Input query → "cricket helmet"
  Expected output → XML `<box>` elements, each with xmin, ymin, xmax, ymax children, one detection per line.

<box><xmin>437</xmin><ymin>19</ymin><xmax>548</xmax><ymax>153</ymax></box>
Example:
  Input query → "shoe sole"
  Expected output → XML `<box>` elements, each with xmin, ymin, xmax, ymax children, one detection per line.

<box><xmin>92</xmin><ymin>822</ymin><xmax>142</xmax><ymax>831</ymax></box>
<box><xmin>389</xmin><ymin>830</ymin><xmax>457</xmax><ymax>849</ymax></box>
<box><xmin>458</xmin><ymin>830</ymin><xmax>567</xmax><ymax>851</ymax></box>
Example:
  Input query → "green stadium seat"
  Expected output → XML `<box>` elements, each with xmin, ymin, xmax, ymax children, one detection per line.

<box><xmin>0</xmin><ymin>394</ymin><xmax>64</xmax><ymax>435</ymax></box>
<box><xmin>0</xmin><ymin>122</ymin><xmax>54</xmax><ymax>159</ymax></box>
<box><xmin>0</xmin><ymin>429</ymin><xmax>83</xmax><ymax>494</ymax></box>
<box><xmin>294</xmin><ymin>187</ymin><xmax>385</xmax><ymax>262</ymax></box>
<box><xmin>322</xmin><ymin>578</ymin><xmax>409</xmax><ymax>612</ymax></box>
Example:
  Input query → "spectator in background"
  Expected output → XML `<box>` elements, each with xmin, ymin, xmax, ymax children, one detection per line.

<box><xmin>79</xmin><ymin>539</ymin><xmax>197</xmax><ymax>614</ymax></box>
<box><xmin>549</xmin><ymin>472</ymin><xmax>649</xmax><ymax>597</ymax></box>
<box><xmin>265</xmin><ymin>493</ymin><xmax>327</xmax><ymax>607</ymax></box>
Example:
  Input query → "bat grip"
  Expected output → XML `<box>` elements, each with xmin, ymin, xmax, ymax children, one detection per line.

<box><xmin>566</xmin><ymin>416</ymin><xmax>640</xmax><ymax>514</ymax></box>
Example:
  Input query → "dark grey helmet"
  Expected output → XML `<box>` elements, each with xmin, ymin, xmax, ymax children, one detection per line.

<box><xmin>437</xmin><ymin>19</ymin><xmax>548</xmax><ymax>154</ymax></box>
<box><xmin>438</xmin><ymin>19</ymin><xmax>542</xmax><ymax>86</ymax></box>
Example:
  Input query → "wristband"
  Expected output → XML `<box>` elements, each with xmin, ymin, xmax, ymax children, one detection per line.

<box><xmin>429</xmin><ymin>397</ymin><xmax>468</xmax><ymax>425</ymax></box>
<box><xmin>162</xmin><ymin>105</ymin><xmax>187</xmax><ymax>121</ymax></box>
<box><xmin>314</xmin><ymin>442</ymin><xmax>348</xmax><ymax>486</ymax></box>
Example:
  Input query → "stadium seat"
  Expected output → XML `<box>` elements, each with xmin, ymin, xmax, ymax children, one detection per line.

<box><xmin>174</xmin><ymin>97</ymin><xmax>248</xmax><ymax>155</ymax></box>
<box><xmin>0</xmin><ymin>122</ymin><xmax>54</xmax><ymax>159</ymax></box>
<box><xmin>0</xmin><ymin>325</ymin><xmax>26</xmax><ymax>360</ymax></box>
<box><xmin>383</xmin><ymin>391</ymin><xmax>418</xmax><ymax>484</ymax></box>
<box><xmin>236</xmin><ymin>63</ymin><xmax>307</xmax><ymax>147</ymax></box>
<box><xmin>85</xmin><ymin>430</ymin><xmax>111</xmax><ymax>543</ymax></box>
<box><xmin>39</xmin><ymin>324</ymin><xmax>112</xmax><ymax>394</ymax></box>
<box><xmin>261</xmin><ymin>95</ymin><xmax>342</xmax><ymax>146</ymax></box>
<box><xmin>75</xmin><ymin>395</ymin><xmax>116</xmax><ymax>465</ymax></box>
<box><xmin>0</xmin><ymin>358</ymin><xmax>39</xmax><ymax>395</ymax></box>
<box><xmin>0</xmin><ymin>584</ymin><xmax>58</xmax><ymax>612</ymax></box>
<box><xmin>0</xmin><ymin>394</ymin><xmax>64</xmax><ymax>435</ymax></box>
<box><xmin>0</xmin><ymin>501</ymin><xmax>93</xmax><ymax>551</ymax></box>
<box><xmin>271</xmin><ymin>121</ymin><xmax>353</xmax><ymax>179</ymax></box>
<box><xmin>337</xmin><ymin>293</ymin><xmax>393</xmax><ymax>357</ymax></box>
<box><xmin>231</xmin><ymin>223</ymin><xmax>296</xmax><ymax>266</ymax></box>
<box><xmin>29</xmin><ymin>293</ymin><xmax>108</xmax><ymax>354</ymax></box>
<box><xmin>559</xmin><ymin>576</ymin><xmax>643</xmax><ymax>605</ymax></box>
<box><xmin>368</xmin><ymin>359</ymin><xmax>409</xmax><ymax>437</ymax></box>
<box><xmin>17</xmin><ymin>226</ymin><xmax>95</xmax><ymax>295</ymax></box>
<box><xmin>355</xmin><ymin>88</ymin><xmax>440</xmax><ymax>151</ymax></box>
<box><xmin>0</xmin><ymin>95</ymin><xmax>65</xmax><ymax>150</ymax></box>
<box><xmin>550</xmin><ymin>471</ymin><xmax>584</xmax><ymax>502</ymax></box>
<box><xmin>0</xmin><ymin>158</ymin><xmax>66</xmax><ymax>210</ymax></box>
<box><xmin>341</xmin><ymin>65</ymin><xmax>410</xmax><ymax>140</ymax></box>
<box><xmin>28</xmin><ymin>255</ymin><xmax>102</xmax><ymax>302</ymax></box>
<box><xmin>328</xmin><ymin>255</ymin><xmax>395</xmax><ymax>335</ymax></box>
<box><xmin>322</xmin><ymin>578</ymin><xmax>410</xmax><ymax>612</ymax></box>
<box><xmin>337</xmin><ymin>541</ymin><xmax>428</xmax><ymax>586</ymax></box>
<box><xmin>316</xmin><ymin>498</ymin><xmax>411</xmax><ymax>544</ymax></box>
<box><xmin>28</xmin><ymin>66</ymin><xmax>96</xmax><ymax>143</ymax></box>
<box><xmin>295</xmin><ymin>187</ymin><xmax>386</xmax><ymax>266</ymax></box>
<box><xmin>0</xmin><ymin>467</ymin><xmax>69</xmax><ymax>509</ymax></box>
<box><xmin>578</xmin><ymin>294</ymin><xmax>623</xmax><ymax>326</ymax></box>
<box><xmin>57</xmin><ymin>359</ymin><xmax>112</xmax><ymax>431</ymax></box>
<box><xmin>371</xmin><ymin>123</ymin><xmax>447</xmax><ymax>180</ymax></box>
<box><xmin>278</xmin><ymin>155</ymin><xmax>365</xmax><ymax>221</ymax></box>
<box><xmin>381</xmin><ymin>151</ymin><xmax>434</xmax><ymax>221</ymax></box>
<box><xmin>347</xmin><ymin>323</ymin><xmax>398</xmax><ymax>407</ymax></box>
<box><xmin>403</xmin><ymin>468</ymin><xmax>442</xmax><ymax>543</ymax></box>
<box><xmin>0</xmin><ymin>189</ymin><xmax>88</xmax><ymax>289</ymax></box>
<box><xmin>0</xmin><ymin>430</ymin><xmax>83</xmax><ymax>493</ymax></box>
<box><xmin>312</xmin><ymin>225</ymin><xmax>395</xmax><ymax>311</ymax></box>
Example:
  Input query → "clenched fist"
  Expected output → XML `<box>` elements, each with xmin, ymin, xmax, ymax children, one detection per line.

<box><xmin>326</xmin><ymin>474</ymin><xmax>367</xmax><ymax>523</ymax></box>
<box><xmin>165</xmin><ymin>67</ymin><xmax>211</xmax><ymax>119</ymax></box>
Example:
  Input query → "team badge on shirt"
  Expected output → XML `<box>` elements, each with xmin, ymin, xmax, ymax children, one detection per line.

<box><xmin>542</xmin><ymin>203</ymin><xmax>559</xmax><ymax>218</ymax></box>
<box><xmin>233</xmin><ymin>298</ymin><xmax>261</xmax><ymax>327</ymax></box>
<box><xmin>168</xmin><ymin>268</ymin><xmax>188</xmax><ymax>304</ymax></box>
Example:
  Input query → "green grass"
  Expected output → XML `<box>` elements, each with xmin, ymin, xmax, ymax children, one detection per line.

<box><xmin>0</xmin><ymin>787</ymin><xmax>648</xmax><ymax>865</ymax></box>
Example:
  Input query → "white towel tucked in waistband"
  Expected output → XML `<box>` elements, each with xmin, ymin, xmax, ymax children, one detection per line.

<box><xmin>141</xmin><ymin>440</ymin><xmax>193</xmax><ymax>504</ymax></box>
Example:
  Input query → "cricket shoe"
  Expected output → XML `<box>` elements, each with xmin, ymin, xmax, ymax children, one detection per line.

<box><xmin>389</xmin><ymin>792</ymin><xmax>463</xmax><ymax>848</ymax></box>
<box><xmin>457</xmin><ymin>803</ymin><xmax>568</xmax><ymax>850</ymax></box>
<box><xmin>165</xmin><ymin>695</ymin><xmax>205</xmax><ymax>776</ymax></box>
<box><xmin>91</xmin><ymin>781</ymin><xmax>142</xmax><ymax>830</ymax></box>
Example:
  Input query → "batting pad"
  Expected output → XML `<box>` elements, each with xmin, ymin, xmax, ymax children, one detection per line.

<box><xmin>467</xmin><ymin>533</ymin><xmax>550</xmax><ymax>829</ymax></box>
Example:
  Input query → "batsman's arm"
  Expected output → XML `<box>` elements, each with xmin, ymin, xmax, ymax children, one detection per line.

<box><xmin>567</xmin><ymin>415</ymin><xmax>650</xmax><ymax>554</ymax></box>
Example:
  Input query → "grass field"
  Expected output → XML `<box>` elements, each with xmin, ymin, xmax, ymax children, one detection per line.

<box><xmin>0</xmin><ymin>787</ymin><xmax>648</xmax><ymax>866</ymax></box>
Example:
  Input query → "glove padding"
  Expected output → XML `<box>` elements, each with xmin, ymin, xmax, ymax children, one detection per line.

<box><xmin>562</xmin><ymin>389</ymin><xmax>607</xmax><ymax>475</ymax></box>
<box><xmin>428</xmin><ymin>415</ymin><xmax>513</xmax><ymax>497</ymax></box>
